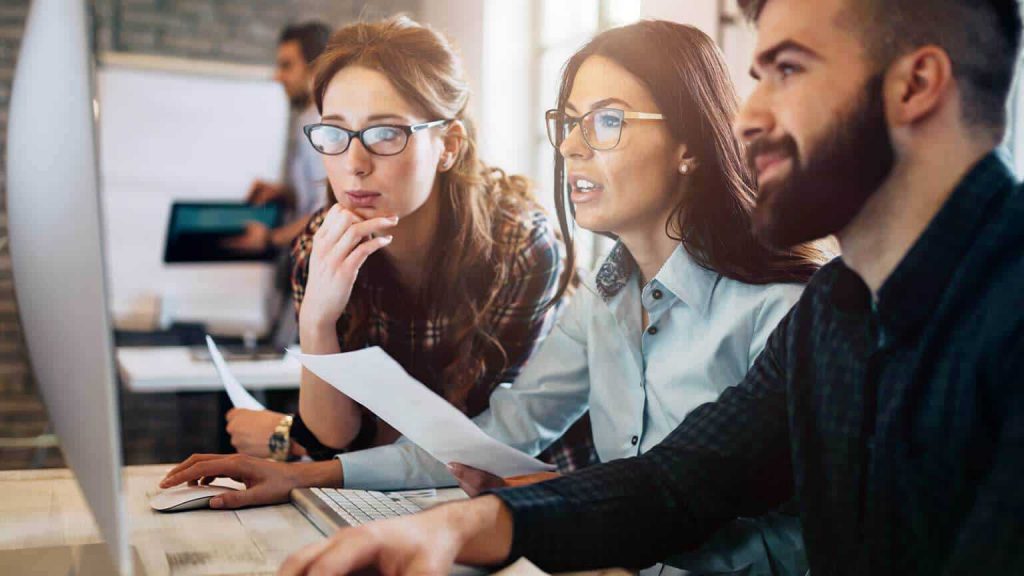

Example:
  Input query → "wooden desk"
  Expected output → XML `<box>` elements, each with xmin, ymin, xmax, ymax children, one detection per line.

<box><xmin>0</xmin><ymin>464</ymin><xmax>465</xmax><ymax>575</ymax></box>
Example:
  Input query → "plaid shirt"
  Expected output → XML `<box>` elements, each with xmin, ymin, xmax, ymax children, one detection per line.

<box><xmin>494</xmin><ymin>152</ymin><xmax>1024</xmax><ymax>574</ymax></box>
<box><xmin>291</xmin><ymin>205</ymin><xmax>596</xmax><ymax>472</ymax></box>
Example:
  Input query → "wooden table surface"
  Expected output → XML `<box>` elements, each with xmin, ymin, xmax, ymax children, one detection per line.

<box><xmin>0</xmin><ymin>464</ymin><xmax>464</xmax><ymax>575</ymax></box>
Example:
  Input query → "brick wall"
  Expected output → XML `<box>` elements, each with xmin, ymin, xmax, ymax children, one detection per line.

<box><xmin>0</xmin><ymin>0</ymin><xmax>419</xmax><ymax>469</ymax></box>
<box><xmin>93</xmin><ymin>0</ymin><xmax>419</xmax><ymax>62</ymax></box>
<box><xmin>0</xmin><ymin>2</ymin><xmax>29</xmax><ymax>399</ymax></box>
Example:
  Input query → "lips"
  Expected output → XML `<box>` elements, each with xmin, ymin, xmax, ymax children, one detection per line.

<box><xmin>345</xmin><ymin>190</ymin><xmax>382</xmax><ymax>207</ymax></box>
<box><xmin>568</xmin><ymin>173</ymin><xmax>604</xmax><ymax>205</ymax></box>
<box><xmin>753</xmin><ymin>153</ymin><xmax>792</xmax><ymax>184</ymax></box>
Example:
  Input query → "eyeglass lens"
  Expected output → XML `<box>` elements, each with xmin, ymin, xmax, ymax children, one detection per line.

<box><xmin>546</xmin><ymin>109</ymin><xmax>624</xmax><ymax>151</ymax></box>
<box><xmin>308</xmin><ymin>125</ymin><xmax>409</xmax><ymax>156</ymax></box>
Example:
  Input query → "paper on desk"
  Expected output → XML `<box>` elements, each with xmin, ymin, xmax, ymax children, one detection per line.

<box><xmin>206</xmin><ymin>335</ymin><xmax>265</xmax><ymax>410</ymax></box>
<box><xmin>291</xmin><ymin>346</ymin><xmax>555</xmax><ymax>477</ymax></box>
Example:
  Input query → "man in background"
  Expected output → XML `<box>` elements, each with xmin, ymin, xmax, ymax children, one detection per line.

<box><xmin>227</xmin><ymin>21</ymin><xmax>331</xmax><ymax>254</ymax></box>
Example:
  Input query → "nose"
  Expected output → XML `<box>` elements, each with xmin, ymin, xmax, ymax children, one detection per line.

<box><xmin>344</xmin><ymin>137</ymin><xmax>373</xmax><ymax>177</ymax></box>
<box><xmin>558</xmin><ymin>122</ymin><xmax>592</xmax><ymax>160</ymax></box>
<box><xmin>733</xmin><ymin>84</ymin><xmax>775</xmax><ymax>147</ymax></box>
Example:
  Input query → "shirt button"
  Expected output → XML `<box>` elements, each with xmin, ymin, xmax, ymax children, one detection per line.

<box><xmin>647</xmin><ymin>326</ymin><xmax>658</xmax><ymax>336</ymax></box>
<box><xmin>652</xmin><ymin>289</ymin><xmax>663</xmax><ymax>300</ymax></box>
<box><xmin>631</xmin><ymin>435</ymin><xmax>639</xmax><ymax>446</ymax></box>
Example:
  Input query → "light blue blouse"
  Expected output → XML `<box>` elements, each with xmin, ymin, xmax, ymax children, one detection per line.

<box><xmin>337</xmin><ymin>242</ymin><xmax>803</xmax><ymax>489</ymax></box>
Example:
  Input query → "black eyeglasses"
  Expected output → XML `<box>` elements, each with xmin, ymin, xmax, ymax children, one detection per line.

<box><xmin>545</xmin><ymin>108</ymin><xmax>665</xmax><ymax>151</ymax></box>
<box><xmin>303</xmin><ymin>119</ymin><xmax>452</xmax><ymax>156</ymax></box>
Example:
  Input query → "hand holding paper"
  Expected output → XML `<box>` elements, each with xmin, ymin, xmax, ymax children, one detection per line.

<box><xmin>290</xmin><ymin>346</ymin><xmax>555</xmax><ymax>478</ymax></box>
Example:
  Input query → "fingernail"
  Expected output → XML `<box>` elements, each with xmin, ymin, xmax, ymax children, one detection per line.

<box><xmin>389</xmin><ymin>215</ymin><xmax>399</xmax><ymax>223</ymax></box>
<box><xmin>381</xmin><ymin>235</ymin><xmax>394</xmax><ymax>244</ymax></box>
<box><xmin>210</xmin><ymin>498</ymin><xmax>223</xmax><ymax>509</ymax></box>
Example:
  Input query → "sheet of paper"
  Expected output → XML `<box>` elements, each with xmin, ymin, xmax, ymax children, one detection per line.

<box><xmin>206</xmin><ymin>335</ymin><xmax>265</xmax><ymax>410</ymax></box>
<box><xmin>291</xmin><ymin>346</ymin><xmax>555</xmax><ymax>477</ymax></box>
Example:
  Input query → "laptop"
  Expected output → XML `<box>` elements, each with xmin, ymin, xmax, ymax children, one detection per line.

<box><xmin>163</xmin><ymin>201</ymin><xmax>282</xmax><ymax>263</ymax></box>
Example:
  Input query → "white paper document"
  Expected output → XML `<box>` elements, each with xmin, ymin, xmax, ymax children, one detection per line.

<box><xmin>291</xmin><ymin>346</ymin><xmax>555</xmax><ymax>477</ymax></box>
<box><xmin>206</xmin><ymin>335</ymin><xmax>265</xmax><ymax>410</ymax></box>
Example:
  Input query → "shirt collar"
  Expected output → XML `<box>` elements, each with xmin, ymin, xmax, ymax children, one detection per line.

<box><xmin>589</xmin><ymin>241</ymin><xmax>720</xmax><ymax>316</ymax></box>
<box><xmin>592</xmin><ymin>242</ymin><xmax>635</xmax><ymax>300</ymax></box>
<box><xmin>874</xmin><ymin>151</ymin><xmax>1015</xmax><ymax>337</ymax></box>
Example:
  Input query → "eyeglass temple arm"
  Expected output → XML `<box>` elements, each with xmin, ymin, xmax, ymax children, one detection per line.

<box><xmin>622</xmin><ymin>111</ymin><xmax>665</xmax><ymax>120</ymax></box>
<box><xmin>409</xmin><ymin>119</ymin><xmax>452</xmax><ymax>133</ymax></box>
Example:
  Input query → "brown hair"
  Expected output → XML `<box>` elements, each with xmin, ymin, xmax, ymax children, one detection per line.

<box><xmin>738</xmin><ymin>0</ymin><xmax>1022</xmax><ymax>133</ymax></box>
<box><xmin>552</xmin><ymin>20</ymin><xmax>826</xmax><ymax>288</ymax></box>
<box><xmin>310</xmin><ymin>16</ymin><xmax>539</xmax><ymax>409</ymax></box>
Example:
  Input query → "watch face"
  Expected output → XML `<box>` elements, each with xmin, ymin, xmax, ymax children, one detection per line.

<box><xmin>269</xmin><ymin>433</ymin><xmax>286</xmax><ymax>453</ymax></box>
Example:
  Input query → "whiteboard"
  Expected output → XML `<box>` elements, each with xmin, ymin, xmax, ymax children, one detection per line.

<box><xmin>96</xmin><ymin>53</ymin><xmax>291</xmax><ymax>335</ymax></box>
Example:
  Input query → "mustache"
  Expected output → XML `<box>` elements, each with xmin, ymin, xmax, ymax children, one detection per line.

<box><xmin>745</xmin><ymin>135</ymin><xmax>799</xmax><ymax>175</ymax></box>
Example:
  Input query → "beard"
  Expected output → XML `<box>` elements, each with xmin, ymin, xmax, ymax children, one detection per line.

<box><xmin>747</xmin><ymin>74</ymin><xmax>895</xmax><ymax>248</ymax></box>
<box><xmin>289</xmin><ymin>90</ymin><xmax>311</xmax><ymax>110</ymax></box>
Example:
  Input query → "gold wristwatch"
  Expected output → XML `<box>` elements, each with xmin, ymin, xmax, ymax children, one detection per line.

<box><xmin>268</xmin><ymin>414</ymin><xmax>294</xmax><ymax>461</ymax></box>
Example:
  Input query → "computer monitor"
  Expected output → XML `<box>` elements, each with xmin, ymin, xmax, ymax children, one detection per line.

<box><xmin>6</xmin><ymin>0</ymin><xmax>130</xmax><ymax>574</ymax></box>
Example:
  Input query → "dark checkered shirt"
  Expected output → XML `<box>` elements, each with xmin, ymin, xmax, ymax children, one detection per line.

<box><xmin>494</xmin><ymin>152</ymin><xmax>1024</xmax><ymax>574</ymax></box>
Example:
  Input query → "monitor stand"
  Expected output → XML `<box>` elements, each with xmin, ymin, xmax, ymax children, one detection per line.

<box><xmin>0</xmin><ymin>543</ymin><xmax>145</xmax><ymax>575</ymax></box>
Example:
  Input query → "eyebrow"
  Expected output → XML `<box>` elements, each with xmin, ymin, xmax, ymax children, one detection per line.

<box><xmin>749</xmin><ymin>39</ymin><xmax>821</xmax><ymax>79</ymax></box>
<box><xmin>565</xmin><ymin>97</ymin><xmax>633</xmax><ymax>113</ymax></box>
<box><xmin>321</xmin><ymin>113</ymin><xmax>410</xmax><ymax>124</ymax></box>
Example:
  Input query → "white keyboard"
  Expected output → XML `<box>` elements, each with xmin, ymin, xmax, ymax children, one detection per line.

<box><xmin>310</xmin><ymin>487</ymin><xmax>423</xmax><ymax>526</ymax></box>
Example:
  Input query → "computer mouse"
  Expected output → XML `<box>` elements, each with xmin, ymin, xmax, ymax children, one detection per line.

<box><xmin>149</xmin><ymin>484</ymin><xmax>239</xmax><ymax>512</ymax></box>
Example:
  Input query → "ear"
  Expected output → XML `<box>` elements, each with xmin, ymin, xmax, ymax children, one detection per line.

<box><xmin>675</xmin><ymin>143</ymin><xmax>699</xmax><ymax>175</ymax></box>
<box><xmin>886</xmin><ymin>46</ymin><xmax>954</xmax><ymax>128</ymax></box>
<box><xmin>439</xmin><ymin>120</ymin><xmax>466</xmax><ymax>173</ymax></box>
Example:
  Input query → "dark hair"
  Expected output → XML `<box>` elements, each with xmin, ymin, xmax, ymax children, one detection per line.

<box><xmin>552</xmin><ymin>20</ymin><xmax>825</xmax><ymax>293</ymax></box>
<box><xmin>279</xmin><ymin>21</ymin><xmax>331</xmax><ymax>64</ymax></box>
<box><xmin>738</xmin><ymin>0</ymin><xmax>1023</xmax><ymax>132</ymax></box>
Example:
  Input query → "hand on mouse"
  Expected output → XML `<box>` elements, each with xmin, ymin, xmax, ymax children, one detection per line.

<box><xmin>159</xmin><ymin>454</ymin><xmax>341</xmax><ymax>509</ymax></box>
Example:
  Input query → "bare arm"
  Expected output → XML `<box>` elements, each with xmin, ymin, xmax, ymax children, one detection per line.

<box><xmin>297</xmin><ymin>318</ymin><xmax>361</xmax><ymax>448</ymax></box>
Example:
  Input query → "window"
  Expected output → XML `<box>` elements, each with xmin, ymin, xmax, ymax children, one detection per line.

<box><xmin>531</xmin><ymin>0</ymin><xmax>641</xmax><ymax>271</ymax></box>
<box><xmin>1007</xmin><ymin>78</ymin><xmax>1024</xmax><ymax>175</ymax></box>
